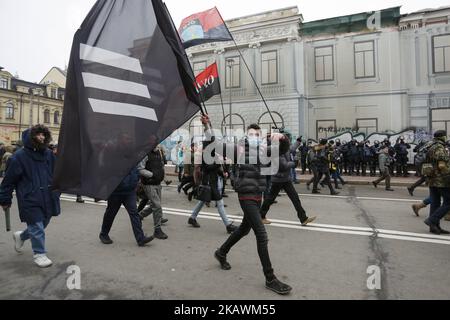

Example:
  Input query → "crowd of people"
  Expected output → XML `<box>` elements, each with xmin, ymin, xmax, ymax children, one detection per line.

<box><xmin>0</xmin><ymin>122</ymin><xmax>449</xmax><ymax>296</ymax></box>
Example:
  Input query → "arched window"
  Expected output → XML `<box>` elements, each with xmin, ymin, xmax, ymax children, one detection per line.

<box><xmin>5</xmin><ymin>102</ymin><xmax>14</xmax><ymax>119</ymax></box>
<box><xmin>258</xmin><ymin>111</ymin><xmax>284</xmax><ymax>134</ymax></box>
<box><xmin>54</xmin><ymin>111</ymin><xmax>60</xmax><ymax>124</ymax></box>
<box><xmin>221</xmin><ymin>113</ymin><xmax>245</xmax><ymax>140</ymax></box>
<box><xmin>44</xmin><ymin>110</ymin><xmax>50</xmax><ymax>124</ymax></box>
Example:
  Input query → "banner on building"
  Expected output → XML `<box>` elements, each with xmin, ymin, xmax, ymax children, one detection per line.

<box><xmin>53</xmin><ymin>0</ymin><xmax>201</xmax><ymax>199</ymax></box>
<box><xmin>178</xmin><ymin>7</ymin><xmax>232</xmax><ymax>49</ymax></box>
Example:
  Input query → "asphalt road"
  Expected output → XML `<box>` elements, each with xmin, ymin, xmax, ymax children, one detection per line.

<box><xmin>0</xmin><ymin>182</ymin><xmax>449</xmax><ymax>300</ymax></box>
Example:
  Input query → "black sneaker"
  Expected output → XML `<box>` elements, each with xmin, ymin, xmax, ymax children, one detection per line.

<box><xmin>188</xmin><ymin>217</ymin><xmax>200</xmax><ymax>228</ymax></box>
<box><xmin>214</xmin><ymin>249</ymin><xmax>231</xmax><ymax>270</ymax></box>
<box><xmin>372</xmin><ymin>181</ymin><xmax>377</xmax><ymax>188</ymax></box>
<box><xmin>407</xmin><ymin>187</ymin><xmax>414</xmax><ymax>197</ymax></box>
<box><xmin>161</xmin><ymin>218</ymin><xmax>168</xmax><ymax>224</ymax></box>
<box><xmin>99</xmin><ymin>234</ymin><xmax>113</xmax><ymax>244</ymax></box>
<box><xmin>154</xmin><ymin>228</ymin><xmax>168</xmax><ymax>239</ymax></box>
<box><xmin>226</xmin><ymin>223</ymin><xmax>238</xmax><ymax>234</ymax></box>
<box><xmin>385</xmin><ymin>188</ymin><xmax>394</xmax><ymax>192</ymax></box>
<box><xmin>138</xmin><ymin>236</ymin><xmax>154</xmax><ymax>247</ymax></box>
<box><xmin>188</xmin><ymin>192</ymin><xmax>194</xmax><ymax>202</ymax></box>
<box><xmin>222</xmin><ymin>194</ymin><xmax>229</xmax><ymax>198</ymax></box>
<box><xmin>331</xmin><ymin>191</ymin><xmax>340</xmax><ymax>196</ymax></box>
<box><xmin>265</xmin><ymin>278</ymin><xmax>292</xmax><ymax>295</ymax></box>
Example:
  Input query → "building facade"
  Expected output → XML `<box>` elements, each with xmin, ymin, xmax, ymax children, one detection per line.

<box><xmin>174</xmin><ymin>5</ymin><xmax>450</xmax><ymax>142</ymax></box>
<box><xmin>0</xmin><ymin>66</ymin><xmax>65</xmax><ymax>144</ymax></box>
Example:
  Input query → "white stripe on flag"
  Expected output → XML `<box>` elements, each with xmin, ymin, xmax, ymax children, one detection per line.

<box><xmin>82</xmin><ymin>73</ymin><xmax>151</xmax><ymax>99</ymax></box>
<box><xmin>80</xmin><ymin>44</ymin><xmax>143</xmax><ymax>74</ymax></box>
<box><xmin>88</xmin><ymin>98</ymin><xmax>158</xmax><ymax>121</ymax></box>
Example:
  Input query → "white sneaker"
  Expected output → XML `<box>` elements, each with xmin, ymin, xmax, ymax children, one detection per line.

<box><xmin>13</xmin><ymin>231</ymin><xmax>24</xmax><ymax>253</ymax></box>
<box><xmin>33</xmin><ymin>254</ymin><xmax>53</xmax><ymax>268</ymax></box>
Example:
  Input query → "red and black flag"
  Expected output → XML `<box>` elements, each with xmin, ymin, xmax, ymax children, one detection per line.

<box><xmin>178</xmin><ymin>7</ymin><xmax>232</xmax><ymax>49</ymax></box>
<box><xmin>53</xmin><ymin>0</ymin><xmax>201</xmax><ymax>199</ymax></box>
<box><xmin>195</xmin><ymin>62</ymin><xmax>221</xmax><ymax>102</ymax></box>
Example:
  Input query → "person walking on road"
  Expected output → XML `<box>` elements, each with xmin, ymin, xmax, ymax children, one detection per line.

<box><xmin>0</xmin><ymin>125</ymin><xmax>60</xmax><ymax>268</ymax></box>
<box><xmin>372</xmin><ymin>146</ymin><xmax>394</xmax><ymax>191</ymax></box>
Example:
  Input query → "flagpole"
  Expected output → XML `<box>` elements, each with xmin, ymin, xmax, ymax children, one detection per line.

<box><xmin>215</xmin><ymin>7</ymin><xmax>278</xmax><ymax>130</ymax></box>
<box><xmin>215</xmin><ymin>61</ymin><xmax>226</xmax><ymax>121</ymax></box>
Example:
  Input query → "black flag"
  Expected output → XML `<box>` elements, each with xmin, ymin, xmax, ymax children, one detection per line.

<box><xmin>54</xmin><ymin>0</ymin><xmax>201</xmax><ymax>199</ymax></box>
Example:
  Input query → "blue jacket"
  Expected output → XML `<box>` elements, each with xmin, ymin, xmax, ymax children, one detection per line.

<box><xmin>110</xmin><ymin>167</ymin><xmax>139</xmax><ymax>196</ymax></box>
<box><xmin>0</xmin><ymin>129</ymin><xmax>61</xmax><ymax>224</ymax></box>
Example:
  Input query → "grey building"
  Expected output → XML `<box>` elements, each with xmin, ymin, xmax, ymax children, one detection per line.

<box><xmin>169</xmin><ymin>5</ymin><xmax>450</xmax><ymax>144</ymax></box>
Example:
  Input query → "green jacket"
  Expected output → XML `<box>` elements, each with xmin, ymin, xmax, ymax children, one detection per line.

<box><xmin>427</xmin><ymin>139</ymin><xmax>450</xmax><ymax>188</ymax></box>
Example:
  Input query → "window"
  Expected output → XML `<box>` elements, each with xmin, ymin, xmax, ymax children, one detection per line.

<box><xmin>5</xmin><ymin>103</ymin><xmax>14</xmax><ymax>119</ymax></box>
<box><xmin>258</xmin><ymin>112</ymin><xmax>284</xmax><ymax>134</ymax></box>
<box><xmin>315</xmin><ymin>46</ymin><xmax>334</xmax><ymax>81</ymax></box>
<box><xmin>50</xmin><ymin>88</ymin><xmax>57</xmax><ymax>99</ymax></box>
<box><xmin>193</xmin><ymin>61</ymin><xmax>207</xmax><ymax>76</ymax></box>
<box><xmin>356</xmin><ymin>118</ymin><xmax>378</xmax><ymax>135</ymax></box>
<box><xmin>0</xmin><ymin>78</ymin><xmax>7</xmax><ymax>89</ymax></box>
<box><xmin>433</xmin><ymin>34</ymin><xmax>450</xmax><ymax>73</ymax></box>
<box><xmin>354</xmin><ymin>41</ymin><xmax>375</xmax><ymax>78</ymax></box>
<box><xmin>261</xmin><ymin>51</ymin><xmax>278</xmax><ymax>84</ymax></box>
<box><xmin>54</xmin><ymin>111</ymin><xmax>60</xmax><ymax>124</ymax></box>
<box><xmin>225</xmin><ymin>57</ymin><xmax>240</xmax><ymax>88</ymax></box>
<box><xmin>44</xmin><ymin>110</ymin><xmax>50</xmax><ymax>124</ymax></box>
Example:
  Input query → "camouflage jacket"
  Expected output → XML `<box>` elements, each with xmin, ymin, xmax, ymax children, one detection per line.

<box><xmin>427</xmin><ymin>139</ymin><xmax>450</xmax><ymax>188</ymax></box>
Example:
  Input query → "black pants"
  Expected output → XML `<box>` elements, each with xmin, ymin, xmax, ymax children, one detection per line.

<box><xmin>101</xmin><ymin>193</ymin><xmax>145</xmax><ymax>243</ymax></box>
<box><xmin>260</xmin><ymin>181</ymin><xmax>307</xmax><ymax>222</ymax></box>
<box><xmin>179</xmin><ymin>175</ymin><xmax>195</xmax><ymax>193</ymax></box>
<box><xmin>409</xmin><ymin>176</ymin><xmax>426</xmax><ymax>191</ymax></box>
<box><xmin>219</xmin><ymin>199</ymin><xmax>274</xmax><ymax>281</ymax></box>
<box><xmin>313</xmin><ymin>168</ymin><xmax>334</xmax><ymax>193</ymax></box>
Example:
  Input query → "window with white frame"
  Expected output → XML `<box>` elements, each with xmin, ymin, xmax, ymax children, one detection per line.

<box><xmin>54</xmin><ymin>111</ymin><xmax>60</xmax><ymax>124</ymax></box>
<box><xmin>433</xmin><ymin>34</ymin><xmax>450</xmax><ymax>73</ymax></box>
<box><xmin>315</xmin><ymin>46</ymin><xmax>334</xmax><ymax>81</ymax></box>
<box><xmin>0</xmin><ymin>78</ymin><xmax>8</xmax><ymax>89</ymax></box>
<box><xmin>193</xmin><ymin>61</ymin><xmax>207</xmax><ymax>76</ymax></box>
<box><xmin>44</xmin><ymin>110</ymin><xmax>50</xmax><ymax>123</ymax></box>
<box><xmin>5</xmin><ymin>102</ymin><xmax>14</xmax><ymax>119</ymax></box>
<box><xmin>225</xmin><ymin>57</ymin><xmax>240</xmax><ymax>88</ymax></box>
<box><xmin>356</xmin><ymin>118</ymin><xmax>378</xmax><ymax>136</ymax></box>
<box><xmin>261</xmin><ymin>51</ymin><xmax>278</xmax><ymax>84</ymax></box>
<box><xmin>354</xmin><ymin>41</ymin><xmax>375</xmax><ymax>78</ymax></box>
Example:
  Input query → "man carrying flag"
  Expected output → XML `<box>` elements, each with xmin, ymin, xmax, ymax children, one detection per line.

<box><xmin>54</xmin><ymin>0</ymin><xmax>201</xmax><ymax>201</ymax></box>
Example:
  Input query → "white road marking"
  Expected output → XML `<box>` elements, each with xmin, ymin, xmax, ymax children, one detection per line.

<box><xmin>59</xmin><ymin>195</ymin><xmax>450</xmax><ymax>246</ymax></box>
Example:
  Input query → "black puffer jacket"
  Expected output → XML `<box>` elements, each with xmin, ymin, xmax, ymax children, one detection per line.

<box><xmin>234</xmin><ymin>139</ymin><xmax>267</xmax><ymax>198</ymax></box>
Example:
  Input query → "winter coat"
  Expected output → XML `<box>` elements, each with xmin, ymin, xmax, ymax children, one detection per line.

<box><xmin>110</xmin><ymin>167</ymin><xmax>139</xmax><ymax>196</ymax></box>
<box><xmin>0</xmin><ymin>129</ymin><xmax>61</xmax><ymax>224</ymax></box>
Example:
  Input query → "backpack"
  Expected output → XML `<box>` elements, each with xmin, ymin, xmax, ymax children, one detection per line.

<box><xmin>421</xmin><ymin>142</ymin><xmax>439</xmax><ymax>177</ymax></box>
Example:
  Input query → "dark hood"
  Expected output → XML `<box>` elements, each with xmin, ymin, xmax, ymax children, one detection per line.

<box><xmin>22</xmin><ymin>128</ymin><xmax>51</xmax><ymax>161</ymax></box>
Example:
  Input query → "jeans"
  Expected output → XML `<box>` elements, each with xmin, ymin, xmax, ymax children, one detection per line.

<box><xmin>260</xmin><ymin>181</ymin><xmax>307</xmax><ymax>222</ymax></box>
<box><xmin>20</xmin><ymin>217</ymin><xmax>51</xmax><ymax>254</ymax></box>
<box><xmin>427</xmin><ymin>187</ymin><xmax>450</xmax><ymax>226</ymax></box>
<box><xmin>423</xmin><ymin>197</ymin><xmax>431</xmax><ymax>206</ymax></box>
<box><xmin>140</xmin><ymin>184</ymin><xmax>163</xmax><ymax>229</ymax></box>
<box><xmin>101</xmin><ymin>193</ymin><xmax>145</xmax><ymax>243</ymax></box>
<box><xmin>219</xmin><ymin>199</ymin><xmax>275</xmax><ymax>281</ymax></box>
<box><xmin>191</xmin><ymin>177</ymin><xmax>231</xmax><ymax>226</ymax></box>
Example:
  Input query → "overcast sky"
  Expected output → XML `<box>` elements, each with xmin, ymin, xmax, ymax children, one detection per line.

<box><xmin>1</xmin><ymin>0</ymin><xmax>448</xmax><ymax>83</ymax></box>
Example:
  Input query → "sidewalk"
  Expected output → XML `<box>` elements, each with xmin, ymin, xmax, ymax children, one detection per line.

<box><xmin>164</xmin><ymin>165</ymin><xmax>420</xmax><ymax>187</ymax></box>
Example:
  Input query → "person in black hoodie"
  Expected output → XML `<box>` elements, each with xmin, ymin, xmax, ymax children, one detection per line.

<box><xmin>201</xmin><ymin>115</ymin><xmax>292</xmax><ymax>295</ymax></box>
<box><xmin>99</xmin><ymin>167</ymin><xmax>154</xmax><ymax>247</ymax></box>
<box><xmin>260</xmin><ymin>134</ymin><xmax>316</xmax><ymax>226</ymax></box>
<box><xmin>137</xmin><ymin>145</ymin><xmax>168</xmax><ymax>240</ymax></box>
